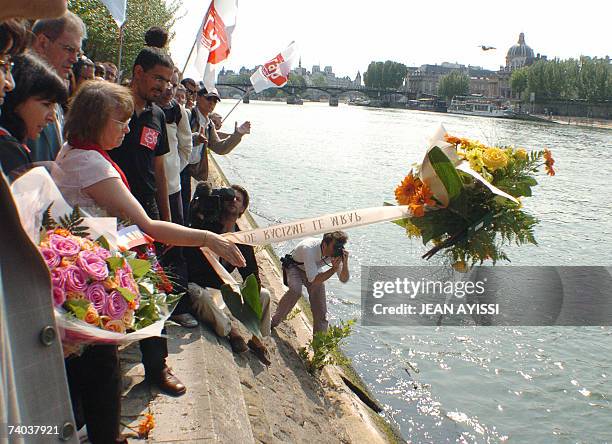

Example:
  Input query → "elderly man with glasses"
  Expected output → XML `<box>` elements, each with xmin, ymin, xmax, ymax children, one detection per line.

<box><xmin>28</xmin><ymin>11</ymin><xmax>86</xmax><ymax>162</ymax></box>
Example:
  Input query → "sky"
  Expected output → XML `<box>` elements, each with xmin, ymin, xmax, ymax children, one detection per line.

<box><xmin>168</xmin><ymin>0</ymin><xmax>611</xmax><ymax>80</ymax></box>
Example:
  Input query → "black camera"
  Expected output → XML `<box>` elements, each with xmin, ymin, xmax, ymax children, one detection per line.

<box><xmin>189</xmin><ymin>182</ymin><xmax>236</xmax><ymax>229</ymax></box>
<box><xmin>332</xmin><ymin>241</ymin><xmax>346</xmax><ymax>258</ymax></box>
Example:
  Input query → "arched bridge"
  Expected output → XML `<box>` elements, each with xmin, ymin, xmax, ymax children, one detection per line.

<box><xmin>216</xmin><ymin>82</ymin><xmax>419</xmax><ymax>102</ymax></box>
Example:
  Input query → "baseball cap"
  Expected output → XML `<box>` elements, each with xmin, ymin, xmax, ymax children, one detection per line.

<box><xmin>197</xmin><ymin>83</ymin><xmax>221</xmax><ymax>101</ymax></box>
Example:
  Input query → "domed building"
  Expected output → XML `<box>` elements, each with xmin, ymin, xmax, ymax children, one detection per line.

<box><xmin>506</xmin><ymin>32</ymin><xmax>535</xmax><ymax>69</ymax></box>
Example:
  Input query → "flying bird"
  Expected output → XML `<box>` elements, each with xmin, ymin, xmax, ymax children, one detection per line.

<box><xmin>478</xmin><ymin>45</ymin><xmax>496</xmax><ymax>51</ymax></box>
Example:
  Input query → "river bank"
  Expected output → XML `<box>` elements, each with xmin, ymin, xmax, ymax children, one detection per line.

<box><xmin>117</xmin><ymin>157</ymin><xmax>400</xmax><ymax>443</ymax></box>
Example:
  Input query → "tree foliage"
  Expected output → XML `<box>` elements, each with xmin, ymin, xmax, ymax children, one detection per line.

<box><xmin>287</xmin><ymin>73</ymin><xmax>306</xmax><ymax>88</ymax></box>
<box><xmin>363</xmin><ymin>60</ymin><xmax>407</xmax><ymax>89</ymax></box>
<box><xmin>68</xmin><ymin>0</ymin><xmax>181</xmax><ymax>78</ymax></box>
<box><xmin>438</xmin><ymin>71</ymin><xmax>470</xmax><ymax>100</ymax></box>
<box><xmin>510</xmin><ymin>67</ymin><xmax>528</xmax><ymax>99</ymax></box>
<box><xmin>523</xmin><ymin>56</ymin><xmax>611</xmax><ymax>102</ymax></box>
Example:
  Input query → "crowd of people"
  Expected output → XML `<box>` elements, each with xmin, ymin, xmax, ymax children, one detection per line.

<box><xmin>1</xmin><ymin>6</ymin><xmax>350</xmax><ymax>444</ymax></box>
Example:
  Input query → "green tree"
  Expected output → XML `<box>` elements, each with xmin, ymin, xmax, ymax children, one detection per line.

<box><xmin>287</xmin><ymin>73</ymin><xmax>306</xmax><ymax>88</ymax></box>
<box><xmin>311</xmin><ymin>72</ymin><xmax>327</xmax><ymax>87</ymax></box>
<box><xmin>510</xmin><ymin>67</ymin><xmax>528</xmax><ymax>99</ymax></box>
<box><xmin>364</xmin><ymin>60</ymin><xmax>407</xmax><ymax>89</ymax></box>
<box><xmin>69</xmin><ymin>0</ymin><xmax>181</xmax><ymax>78</ymax></box>
<box><xmin>438</xmin><ymin>71</ymin><xmax>469</xmax><ymax>101</ymax></box>
<box><xmin>525</xmin><ymin>56</ymin><xmax>611</xmax><ymax>103</ymax></box>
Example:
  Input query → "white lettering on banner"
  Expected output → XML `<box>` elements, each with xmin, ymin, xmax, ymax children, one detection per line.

<box><xmin>224</xmin><ymin>205</ymin><xmax>410</xmax><ymax>246</ymax></box>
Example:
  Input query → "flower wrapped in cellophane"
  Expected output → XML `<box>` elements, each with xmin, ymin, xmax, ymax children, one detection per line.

<box><xmin>11</xmin><ymin>167</ymin><xmax>180</xmax><ymax>356</ymax></box>
<box><xmin>393</xmin><ymin>126</ymin><xmax>556</xmax><ymax>269</ymax></box>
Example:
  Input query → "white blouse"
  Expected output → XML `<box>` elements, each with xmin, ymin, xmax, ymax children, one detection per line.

<box><xmin>53</xmin><ymin>144</ymin><xmax>120</xmax><ymax>214</ymax></box>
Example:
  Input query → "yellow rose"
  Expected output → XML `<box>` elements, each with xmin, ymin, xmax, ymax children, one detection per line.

<box><xmin>515</xmin><ymin>148</ymin><xmax>528</xmax><ymax>160</ymax></box>
<box><xmin>482</xmin><ymin>147</ymin><xmax>508</xmax><ymax>171</ymax></box>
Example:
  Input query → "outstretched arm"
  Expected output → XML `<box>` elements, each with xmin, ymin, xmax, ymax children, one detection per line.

<box><xmin>84</xmin><ymin>177</ymin><xmax>246</xmax><ymax>267</ymax></box>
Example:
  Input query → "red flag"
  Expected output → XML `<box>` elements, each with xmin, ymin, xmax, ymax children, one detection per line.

<box><xmin>195</xmin><ymin>0</ymin><xmax>238</xmax><ymax>91</ymax></box>
<box><xmin>250</xmin><ymin>42</ymin><xmax>298</xmax><ymax>93</ymax></box>
<box><xmin>199</xmin><ymin>3</ymin><xmax>229</xmax><ymax>64</ymax></box>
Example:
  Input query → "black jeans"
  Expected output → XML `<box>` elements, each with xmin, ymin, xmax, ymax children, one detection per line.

<box><xmin>180</xmin><ymin>168</ymin><xmax>192</xmax><ymax>225</ymax></box>
<box><xmin>65</xmin><ymin>345</ymin><xmax>121</xmax><ymax>443</ymax></box>
<box><xmin>134</xmin><ymin>192</ymin><xmax>167</xmax><ymax>377</ymax></box>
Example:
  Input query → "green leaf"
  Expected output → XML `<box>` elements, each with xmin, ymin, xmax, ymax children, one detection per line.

<box><xmin>138</xmin><ymin>281</ymin><xmax>154</xmax><ymax>295</ymax></box>
<box><xmin>96</xmin><ymin>235</ymin><xmax>110</xmax><ymax>251</ymax></box>
<box><xmin>221</xmin><ymin>284</ymin><xmax>262</xmax><ymax>340</ymax></box>
<box><xmin>117</xmin><ymin>287</ymin><xmax>136</xmax><ymax>302</ymax></box>
<box><xmin>106</xmin><ymin>256</ymin><xmax>124</xmax><ymax>272</ymax></box>
<box><xmin>241</xmin><ymin>274</ymin><xmax>263</xmax><ymax>320</ymax></box>
<box><xmin>135</xmin><ymin>300</ymin><xmax>159</xmax><ymax>327</ymax></box>
<box><xmin>428</xmin><ymin>146</ymin><xmax>463</xmax><ymax>201</ymax></box>
<box><xmin>64</xmin><ymin>299</ymin><xmax>91</xmax><ymax>320</ymax></box>
<box><xmin>127</xmin><ymin>258</ymin><xmax>151</xmax><ymax>279</ymax></box>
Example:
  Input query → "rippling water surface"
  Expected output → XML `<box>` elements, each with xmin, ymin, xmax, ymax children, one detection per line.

<box><xmin>213</xmin><ymin>100</ymin><xmax>612</xmax><ymax>443</ymax></box>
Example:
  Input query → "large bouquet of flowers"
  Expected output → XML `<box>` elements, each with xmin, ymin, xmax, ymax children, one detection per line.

<box><xmin>393</xmin><ymin>126</ymin><xmax>555</xmax><ymax>268</ymax></box>
<box><xmin>37</xmin><ymin>207</ymin><xmax>180</xmax><ymax>355</ymax></box>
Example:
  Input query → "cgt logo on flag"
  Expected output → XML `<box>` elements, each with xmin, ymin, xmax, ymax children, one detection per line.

<box><xmin>200</xmin><ymin>3</ymin><xmax>230</xmax><ymax>64</ymax></box>
<box><xmin>262</xmin><ymin>54</ymin><xmax>287</xmax><ymax>86</ymax></box>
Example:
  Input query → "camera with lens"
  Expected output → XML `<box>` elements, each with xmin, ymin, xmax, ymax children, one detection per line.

<box><xmin>332</xmin><ymin>240</ymin><xmax>346</xmax><ymax>258</ymax></box>
<box><xmin>189</xmin><ymin>182</ymin><xmax>236</xmax><ymax>229</ymax></box>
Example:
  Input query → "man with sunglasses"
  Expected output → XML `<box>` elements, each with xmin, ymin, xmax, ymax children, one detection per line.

<box><xmin>27</xmin><ymin>11</ymin><xmax>85</xmax><ymax>162</ymax></box>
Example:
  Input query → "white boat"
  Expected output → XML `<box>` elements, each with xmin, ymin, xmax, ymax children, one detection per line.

<box><xmin>448</xmin><ymin>96</ymin><xmax>513</xmax><ymax>118</ymax></box>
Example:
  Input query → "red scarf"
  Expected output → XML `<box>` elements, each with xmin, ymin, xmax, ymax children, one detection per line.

<box><xmin>70</xmin><ymin>139</ymin><xmax>130</xmax><ymax>190</ymax></box>
<box><xmin>0</xmin><ymin>127</ymin><xmax>31</xmax><ymax>153</ymax></box>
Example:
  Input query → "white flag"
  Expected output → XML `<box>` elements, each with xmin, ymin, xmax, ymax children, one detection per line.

<box><xmin>195</xmin><ymin>0</ymin><xmax>239</xmax><ymax>91</ymax></box>
<box><xmin>99</xmin><ymin>0</ymin><xmax>127</xmax><ymax>27</ymax></box>
<box><xmin>250</xmin><ymin>42</ymin><xmax>298</xmax><ymax>93</ymax></box>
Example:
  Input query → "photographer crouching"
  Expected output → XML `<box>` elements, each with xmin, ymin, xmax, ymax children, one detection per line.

<box><xmin>184</xmin><ymin>183</ymin><xmax>272</xmax><ymax>365</ymax></box>
<box><xmin>271</xmin><ymin>232</ymin><xmax>350</xmax><ymax>335</ymax></box>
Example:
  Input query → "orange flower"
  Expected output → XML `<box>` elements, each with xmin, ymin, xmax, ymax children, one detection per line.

<box><xmin>395</xmin><ymin>172</ymin><xmax>419</xmax><ymax>206</ymax></box>
<box><xmin>408</xmin><ymin>183</ymin><xmax>436</xmax><ymax>217</ymax></box>
<box><xmin>102</xmin><ymin>277</ymin><xmax>118</xmax><ymax>291</ymax></box>
<box><xmin>66</xmin><ymin>291</ymin><xmax>85</xmax><ymax>301</ymax></box>
<box><xmin>61</xmin><ymin>256</ymin><xmax>77</xmax><ymax>267</ymax></box>
<box><xmin>84</xmin><ymin>306</ymin><xmax>100</xmax><ymax>326</ymax></box>
<box><xmin>543</xmin><ymin>149</ymin><xmax>555</xmax><ymax>176</ymax></box>
<box><xmin>444</xmin><ymin>134</ymin><xmax>463</xmax><ymax>146</ymax></box>
<box><xmin>419</xmin><ymin>183</ymin><xmax>436</xmax><ymax>207</ymax></box>
<box><xmin>409</xmin><ymin>203</ymin><xmax>426</xmax><ymax>217</ymax></box>
<box><xmin>53</xmin><ymin>228</ymin><xmax>71</xmax><ymax>237</ymax></box>
<box><xmin>104</xmin><ymin>320</ymin><xmax>126</xmax><ymax>334</ymax></box>
<box><xmin>138</xmin><ymin>413</ymin><xmax>155</xmax><ymax>438</ymax></box>
<box><xmin>396</xmin><ymin>173</ymin><xmax>436</xmax><ymax>217</ymax></box>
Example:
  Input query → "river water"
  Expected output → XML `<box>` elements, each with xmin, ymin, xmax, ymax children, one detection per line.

<box><xmin>212</xmin><ymin>100</ymin><xmax>612</xmax><ymax>443</ymax></box>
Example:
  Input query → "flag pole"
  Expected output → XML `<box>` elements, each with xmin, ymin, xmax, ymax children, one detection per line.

<box><xmin>182</xmin><ymin>32</ymin><xmax>199</xmax><ymax>77</ymax></box>
<box><xmin>117</xmin><ymin>24</ymin><xmax>125</xmax><ymax>82</ymax></box>
<box><xmin>222</xmin><ymin>86</ymin><xmax>252</xmax><ymax>124</ymax></box>
<box><xmin>182</xmin><ymin>2</ymin><xmax>214</xmax><ymax>77</ymax></box>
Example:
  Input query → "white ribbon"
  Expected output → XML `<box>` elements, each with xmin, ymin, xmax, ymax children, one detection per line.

<box><xmin>222</xmin><ymin>205</ymin><xmax>411</xmax><ymax>246</ymax></box>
